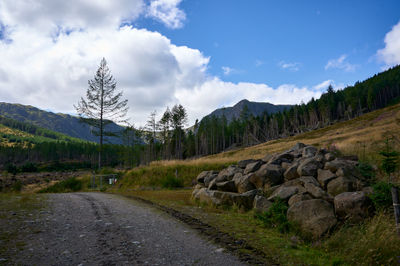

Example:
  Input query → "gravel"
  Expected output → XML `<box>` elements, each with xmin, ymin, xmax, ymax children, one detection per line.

<box><xmin>15</xmin><ymin>192</ymin><xmax>245</xmax><ymax>265</ymax></box>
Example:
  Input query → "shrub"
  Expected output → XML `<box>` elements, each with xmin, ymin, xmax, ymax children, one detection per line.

<box><xmin>21</xmin><ymin>162</ymin><xmax>38</xmax><ymax>173</ymax></box>
<box><xmin>6</xmin><ymin>164</ymin><xmax>18</xmax><ymax>175</ymax></box>
<box><xmin>39</xmin><ymin>177</ymin><xmax>82</xmax><ymax>193</ymax></box>
<box><xmin>357</xmin><ymin>162</ymin><xmax>375</xmax><ymax>184</ymax></box>
<box><xmin>255</xmin><ymin>198</ymin><xmax>291</xmax><ymax>233</ymax></box>
<box><xmin>369</xmin><ymin>182</ymin><xmax>393</xmax><ymax>210</ymax></box>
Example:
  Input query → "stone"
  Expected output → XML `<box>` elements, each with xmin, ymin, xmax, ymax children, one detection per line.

<box><xmin>324</xmin><ymin>153</ymin><xmax>335</xmax><ymax>162</ymax></box>
<box><xmin>232</xmin><ymin>172</ymin><xmax>244</xmax><ymax>186</ymax></box>
<box><xmin>289</xmin><ymin>142</ymin><xmax>306</xmax><ymax>152</ymax></box>
<box><xmin>204</xmin><ymin>172</ymin><xmax>218</xmax><ymax>187</ymax></box>
<box><xmin>216</xmin><ymin>180</ymin><xmax>236</xmax><ymax>192</ymax></box>
<box><xmin>244</xmin><ymin>160</ymin><xmax>263</xmax><ymax>174</ymax></box>
<box><xmin>334</xmin><ymin>191</ymin><xmax>374</xmax><ymax>223</ymax></box>
<box><xmin>275</xmin><ymin>152</ymin><xmax>295</xmax><ymax>162</ymax></box>
<box><xmin>284</xmin><ymin>163</ymin><xmax>299</xmax><ymax>180</ymax></box>
<box><xmin>288</xmin><ymin>193</ymin><xmax>313</xmax><ymax>206</ymax></box>
<box><xmin>237</xmin><ymin>159</ymin><xmax>258</xmax><ymax>169</ymax></box>
<box><xmin>317</xmin><ymin>169</ymin><xmax>336</xmax><ymax>189</ymax></box>
<box><xmin>253</xmin><ymin>195</ymin><xmax>273</xmax><ymax>213</ymax></box>
<box><xmin>299</xmin><ymin>176</ymin><xmax>320</xmax><ymax>187</ymax></box>
<box><xmin>327</xmin><ymin>176</ymin><xmax>356</xmax><ymax>196</ymax></box>
<box><xmin>196</xmin><ymin>171</ymin><xmax>209</xmax><ymax>184</ymax></box>
<box><xmin>261</xmin><ymin>154</ymin><xmax>273</xmax><ymax>163</ymax></box>
<box><xmin>287</xmin><ymin>199</ymin><xmax>337</xmax><ymax>238</ymax></box>
<box><xmin>324</xmin><ymin>159</ymin><xmax>356</xmax><ymax>173</ymax></box>
<box><xmin>192</xmin><ymin>184</ymin><xmax>203</xmax><ymax>198</ymax></box>
<box><xmin>268</xmin><ymin>186</ymin><xmax>299</xmax><ymax>201</ymax></box>
<box><xmin>216</xmin><ymin>165</ymin><xmax>241</xmax><ymax>182</ymax></box>
<box><xmin>193</xmin><ymin>188</ymin><xmax>215</xmax><ymax>205</ymax></box>
<box><xmin>281</xmin><ymin>162</ymin><xmax>292</xmax><ymax>170</ymax></box>
<box><xmin>302</xmin><ymin>146</ymin><xmax>318</xmax><ymax>158</ymax></box>
<box><xmin>236</xmin><ymin>174</ymin><xmax>256</xmax><ymax>193</ymax></box>
<box><xmin>250</xmin><ymin>164</ymin><xmax>284</xmax><ymax>188</ymax></box>
<box><xmin>297</xmin><ymin>158</ymin><xmax>321</xmax><ymax>177</ymax></box>
<box><xmin>304</xmin><ymin>182</ymin><xmax>332</xmax><ymax>201</ymax></box>
<box><xmin>208</xmin><ymin>178</ymin><xmax>218</xmax><ymax>190</ymax></box>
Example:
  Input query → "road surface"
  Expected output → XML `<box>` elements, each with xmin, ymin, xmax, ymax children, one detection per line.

<box><xmin>14</xmin><ymin>192</ymin><xmax>245</xmax><ymax>266</ymax></box>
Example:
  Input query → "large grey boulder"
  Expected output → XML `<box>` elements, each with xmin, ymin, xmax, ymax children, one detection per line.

<box><xmin>288</xmin><ymin>193</ymin><xmax>313</xmax><ymax>206</ymax></box>
<box><xmin>208</xmin><ymin>178</ymin><xmax>218</xmax><ymax>190</ymax></box>
<box><xmin>297</xmin><ymin>158</ymin><xmax>321</xmax><ymax>177</ymax></box>
<box><xmin>302</xmin><ymin>146</ymin><xmax>318</xmax><ymax>158</ymax></box>
<box><xmin>244</xmin><ymin>160</ymin><xmax>263</xmax><ymax>174</ymax></box>
<box><xmin>299</xmin><ymin>176</ymin><xmax>320</xmax><ymax>187</ymax></box>
<box><xmin>197</xmin><ymin>170</ymin><xmax>218</xmax><ymax>185</ymax></box>
<box><xmin>284</xmin><ymin>163</ymin><xmax>300</xmax><ymax>180</ymax></box>
<box><xmin>287</xmin><ymin>199</ymin><xmax>337</xmax><ymax>238</ymax></box>
<box><xmin>216</xmin><ymin>165</ymin><xmax>241</xmax><ymax>182</ymax></box>
<box><xmin>289</xmin><ymin>142</ymin><xmax>306</xmax><ymax>152</ymax></box>
<box><xmin>334</xmin><ymin>191</ymin><xmax>374</xmax><ymax>223</ymax></box>
<box><xmin>236</xmin><ymin>174</ymin><xmax>256</xmax><ymax>193</ymax></box>
<box><xmin>216</xmin><ymin>180</ymin><xmax>236</xmax><ymax>192</ymax></box>
<box><xmin>268</xmin><ymin>186</ymin><xmax>299</xmax><ymax>201</ymax></box>
<box><xmin>204</xmin><ymin>172</ymin><xmax>218</xmax><ymax>187</ymax></box>
<box><xmin>192</xmin><ymin>188</ymin><xmax>217</xmax><ymax>205</ymax></box>
<box><xmin>250</xmin><ymin>164</ymin><xmax>284</xmax><ymax>188</ymax></box>
<box><xmin>327</xmin><ymin>176</ymin><xmax>356</xmax><ymax>196</ymax></box>
<box><xmin>317</xmin><ymin>169</ymin><xmax>336</xmax><ymax>189</ymax></box>
<box><xmin>237</xmin><ymin>159</ymin><xmax>258</xmax><ymax>169</ymax></box>
<box><xmin>304</xmin><ymin>182</ymin><xmax>332</xmax><ymax>201</ymax></box>
<box><xmin>211</xmin><ymin>190</ymin><xmax>258</xmax><ymax>210</ymax></box>
<box><xmin>253</xmin><ymin>195</ymin><xmax>273</xmax><ymax>213</ymax></box>
<box><xmin>324</xmin><ymin>159</ymin><xmax>357</xmax><ymax>173</ymax></box>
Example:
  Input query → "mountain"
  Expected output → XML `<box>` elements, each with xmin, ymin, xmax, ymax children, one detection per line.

<box><xmin>204</xmin><ymin>99</ymin><xmax>292</xmax><ymax>122</ymax></box>
<box><xmin>0</xmin><ymin>102</ymin><xmax>125</xmax><ymax>144</ymax></box>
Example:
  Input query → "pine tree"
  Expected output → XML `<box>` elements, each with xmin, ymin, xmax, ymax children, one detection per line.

<box><xmin>74</xmin><ymin>58</ymin><xmax>128</xmax><ymax>169</ymax></box>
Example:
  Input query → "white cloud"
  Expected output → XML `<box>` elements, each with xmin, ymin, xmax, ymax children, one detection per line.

<box><xmin>325</xmin><ymin>54</ymin><xmax>357</xmax><ymax>72</ymax></box>
<box><xmin>147</xmin><ymin>0</ymin><xmax>186</xmax><ymax>29</ymax></box>
<box><xmin>278</xmin><ymin>61</ymin><xmax>301</xmax><ymax>71</ymax></box>
<box><xmin>255</xmin><ymin>59</ymin><xmax>264</xmax><ymax>67</ymax></box>
<box><xmin>222</xmin><ymin>66</ymin><xmax>233</xmax><ymax>75</ymax></box>
<box><xmin>0</xmin><ymin>0</ymin><xmax>334</xmax><ymax>127</ymax></box>
<box><xmin>377</xmin><ymin>21</ymin><xmax>400</xmax><ymax>67</ymax></box>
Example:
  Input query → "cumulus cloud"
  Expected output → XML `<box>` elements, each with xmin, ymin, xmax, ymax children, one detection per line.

<box><xmin>377</xmin><ymin>21</ymin><xmax>400</xmax><ymax>67</ymax></box>
<box><xmin>325</xmin><ymin>54</ymin><xmax>357</xmax><ymax>72</ymax></box>
<box><xmin>147</xmin><ymin>0</ymin><xmax>186</xmax><ymax>29</ymax></box>
<box><xmin>278</xmin><ymin>61</ymin><xmax>301</xmax><ymax>71</ymax></box>
<box><xmin>0</xmin><ymin>0</ymin><xmax>332</xmax><ymax>126</ymax></box>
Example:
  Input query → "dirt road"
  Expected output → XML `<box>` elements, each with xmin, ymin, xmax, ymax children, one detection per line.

<box><xmin>13</xmin><ymin>192</ymin><xmax>245</xmax><ymax>265</ymax></box>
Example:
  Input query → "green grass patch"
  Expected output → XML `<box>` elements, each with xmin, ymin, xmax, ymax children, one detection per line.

<box><xmin>39</xmin><ymin>177</ymin><xmax>82</xmax><ymax>193</ymax></box>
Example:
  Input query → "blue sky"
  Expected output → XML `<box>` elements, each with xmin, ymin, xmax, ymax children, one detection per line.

<box><xmin>0</xmin><ymin>0</ymin><xmax>399</xmax><ymax>125</ymax></box>
<box><xmin>136</xmin><ymin>0</ymin><xmax>400</xmax><ymax>88</ymax></box>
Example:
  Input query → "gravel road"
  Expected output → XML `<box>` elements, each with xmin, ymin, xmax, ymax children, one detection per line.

<box><xmin>15</xmin><ymin>192</ymin><xmax>245</xmax><ymax>266</ymax></box>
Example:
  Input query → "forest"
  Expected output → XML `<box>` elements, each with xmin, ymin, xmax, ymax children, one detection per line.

<box><xmin>1</xmin><ymin>64</ymin><xmax>400</xmax><ymax>171</ymax></box>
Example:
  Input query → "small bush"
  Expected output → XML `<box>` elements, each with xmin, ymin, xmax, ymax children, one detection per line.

<box><xmin>21</xmin><ymin>162</ymin><xmax>38</xmax><ymax>173</ymax></box>
<box><xmin>39</xmin><ymin>177</ymin><xmax>82</xmax><ymax>193</ymax></box>
<box><xmin>369</xmin><ymin>182</ymin><xmax>393</xmax><ymax>210</ymax></box>
<box><xmin>6</xmin><ymin>164</ymin><xmax>18</xmax><ymax>175</ymax></box>
<box><xmin>357</xmin><ymin>161</ymin><xmax>375</xmax><ymax>184</ymax></box>
<box><xmin>255</xmin><ymin>198</ymin><xmax>291</xmax><ymax>233</ymax></box>
<box><xmin>160</xmin><ymin>175</ymin><xmax>184</xmax><ymax>189</ymax></box>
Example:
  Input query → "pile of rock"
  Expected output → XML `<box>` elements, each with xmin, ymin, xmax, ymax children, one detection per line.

<box><xmin>192</xmin><ymin>143</ymin><xmax>374</xmax><ymax>238</ymax></box>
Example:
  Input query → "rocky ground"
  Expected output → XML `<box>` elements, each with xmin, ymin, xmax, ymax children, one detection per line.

<box><xmin>2</xmin><ymin>192</ymin><xmax>246</xmax><ymax>265</ymax></box>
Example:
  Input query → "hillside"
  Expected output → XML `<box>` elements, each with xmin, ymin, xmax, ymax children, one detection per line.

<box><xmin>0</xmin><ymin>115</ymin><xmax>86</xmax><ymax>147</ymax></box>
<box><xmin>0</xmin><ymin>102</ymin><xmax>125</xmax><ymax>144</ymax></box>
<box><xmin>204</xmin><ymin>99</ymin><xmax>291</xmax><ymax>122</ymax></box>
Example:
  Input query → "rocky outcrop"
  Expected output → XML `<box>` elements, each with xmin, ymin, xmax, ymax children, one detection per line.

<box><xmin>192</xmin><ymin>142</ymin><xmax>373</xmax><ymax>238</ymax></box>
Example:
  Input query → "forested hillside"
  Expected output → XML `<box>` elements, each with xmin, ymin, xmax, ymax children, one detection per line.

<box><xmin>0</xmin><ymin>103</ymin><xmax>124</xmax><ymax>144</ymax></box>
<box><xmin>195</xmin><ymin>65</ymin><xmax>400</xmax><ymax>155</ymax></box>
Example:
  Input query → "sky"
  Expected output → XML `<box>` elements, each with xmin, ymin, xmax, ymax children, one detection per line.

<box><xmin>0</xmin><ymin>0</ymin><xmax>400</xmax><ymax>127</ymax></box>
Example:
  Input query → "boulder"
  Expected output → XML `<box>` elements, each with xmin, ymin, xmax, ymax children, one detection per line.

<box><xmin>268</xmin><ymin>186</ymin><xmax>299</xmax><ymax>201</ymax></box>
<box><xmin>327</xmin><ymin>176</ymin><xmax>356</xmax><ymax>196</ymax></box>
<box><xmin>193</xmin><ymin>188</ymin><xmax>216</xmax><ymax>205</ymax></box>
<box><xmin>261</xmin><ymin>154</ymin><xmax>273</xmax><ymax>163</ymax></box>
<box><xmin>236</xmin><ymin>174</ymin><xmax>256</xmax><ymax>193</ymax></box>
<box><xmin>317</xmin><ymin>169</ymin><xmax>336</xmax><ymax>189</ymax></box>
<box><xmin>334</xmin><ymin>191</ymin><xmax>374</xmax><ymax>223</ymax></box>
<box><xmin>288</xmin><ymin>193</ymin><xmax>313</xmax><ymax>206</ymax></box>
<box><xmin>302</xmin><ymin>146</ymin><xmax>318</xmax><ymax>158</ymax></box>
<box><xmin>244</xmin><ymin>160</ymin><xmax>263</xmax><ymax>174</ymax></box>
<box><xmin>251</xmin><ymin>164</ymin><xmax>284</xmax><ymax>188</ymax></box>
<box><xmin>289</xmin><ymin>142</ymin><xmax>306</xmax><ymax>152</ymax></box>
<box><xmin>232</xmin><ymin>172</ymin><xmax>244</xmax><ymax>186</ymax></box>
<box><xmin>237</xmin><ymin>159</ymin><xmax>258</xmax><ymax>169</ymax></box>
<box><xmin>192</xmin><ymin>184</ymin><xmax>204</xmax><ymax>198</ymax></box>
<box><xmin>324</xmin><ymin>153</ymin><xmax>335</xmax><ymax>162</ymax></box>
<box><xmin>216</xmin><ymin>180</ymin><xmax>236</xmax><ymax>192</ymax></box>
<box><xmin>287</xmin><ymin>199</ymin><xmax>337</xmax><ymax>238</ymax></box>
<box><xmin>216</xmin><ymin>165</ymin><xmax>241</xmax><ymax>182</ymax></box>
<box><xmin>253</xmin><ymin>195</ymin><xmax>273</xmax><ymax>213</ymax></box>
<box><xmin>304</xmin><ymin>182</ymin><xmax>332</xmax><ymax>201</ymax></box>
<box><xmin>299</xmin><ymin>176</ymin><xmax>320</xmax><ymax>187</ymax></box>
<box><xmin>297</xmin><ymin>158</ymin><xmax>321</xmax><ymax>177</ymax></box>
<box><xmin>324</xmin><ymin>159</ymin><xmax>356</xmax><ymax>173</ymax></box>
<box><xmin>208</xmin><ymin>178</ymin><xmax>218</xmax><ymax>190</ymax></box>
<box><xmin>284</xmin><ymin>163</ymin><xmax>300</xmax><ymax>180</ymax></box>
<box><xmin>196</xmin><ymin>171</ymin><xmax>210</xmax><ymax>184</ymax></box>
<box><xmin>204</xmin><ymin>172</ymin><xmax>218</xmax><ymax>187</ymax></box>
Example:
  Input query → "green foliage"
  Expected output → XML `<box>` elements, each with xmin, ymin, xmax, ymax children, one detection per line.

<box><xmin>39</xmin><ymin>177</ymin><xmax>82</xmax><ymax>193</ymax></box>
<box><xmin>160</xmin><ymin>174</ymin><xmax>184</xmax><ymax>189</ymax></box>
<box><xmin>369</xmin><ymin>182</ymin><xmax>393</xmax><ymax>210</ymax></box>
<box><xmin>255</xmin><ymin>198</ymin><xmax>292</xmax><ymax>233</ymax></box>
<box><xmin>357</xmin><ymin>161</ymin><xmax>375</xmax><ymax>184</ymax></box>
<box><xmin>6</xmin><ymin>164</ymin><xmax>17</xmax><ymax>175</ymax></box>
<box><xmin>21</xmin><ymin>162</ymin><xmax>38</xmax><ymax>173</ymax></box>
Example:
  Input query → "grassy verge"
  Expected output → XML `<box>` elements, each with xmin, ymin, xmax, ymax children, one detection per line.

<box><xmin>0</xmin><ymin>193</ymin><xmax>45</xmax><ymax>263</ymax></box>
<box><xmin>114</xmin><ymin>189</ymin><xmax>353</xmax><ymax>265</ymax></box>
